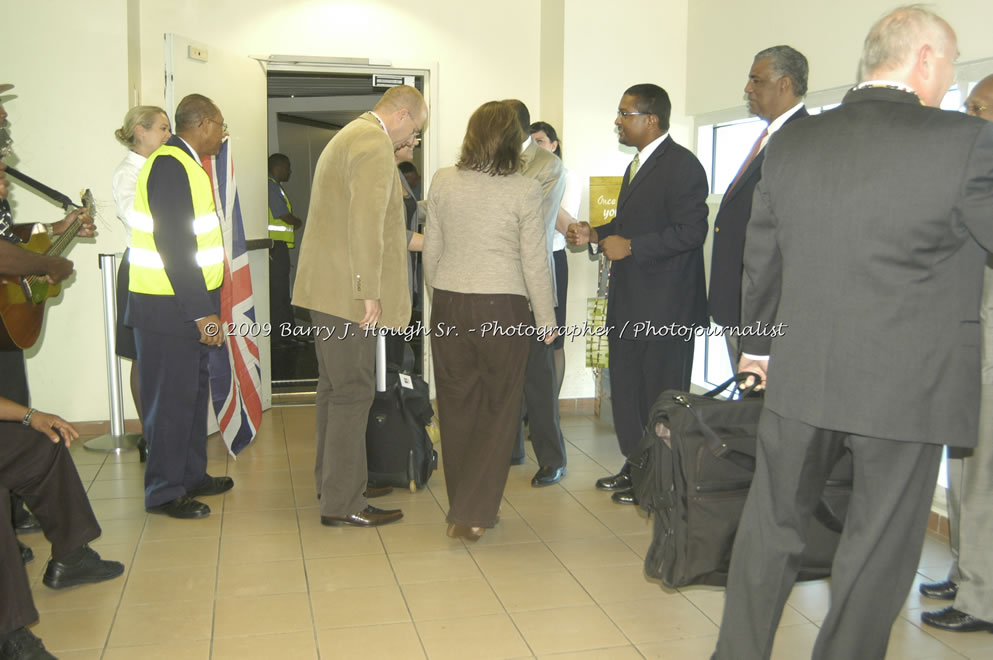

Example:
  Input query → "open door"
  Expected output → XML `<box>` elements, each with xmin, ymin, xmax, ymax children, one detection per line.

<box><xmin>164</xmin><ymin>34</ymin><xmax>272</xmax><ymax>413</ymax></box>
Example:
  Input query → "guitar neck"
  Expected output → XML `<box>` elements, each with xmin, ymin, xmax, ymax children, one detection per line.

<box><xmin>45</xmin><ymin>216</ymin><xmax>82</xmax><ymax>258</ymax></box>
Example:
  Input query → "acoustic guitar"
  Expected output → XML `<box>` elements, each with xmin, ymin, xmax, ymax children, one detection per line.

<box><xmin>0</xmin><ymin>190</ymin><xmax>93</xmax><ymax>350</ymax></box>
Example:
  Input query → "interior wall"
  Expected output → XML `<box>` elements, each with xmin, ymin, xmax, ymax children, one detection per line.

<box><xmin>686</xmin><ymin>0</ymin><xmax>993</xmax><ymax>116</ymax></box>
<box><xmin>1</xmin><ymin>1</ymin><xmax>130</xmax><ymax>422</ymax></box>
<box><xmin>557</xmin><ymin>0</ymin><xmax>692</xmax><ymax>400</ymax></box>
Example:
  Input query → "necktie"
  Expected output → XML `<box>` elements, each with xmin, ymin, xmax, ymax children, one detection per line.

<box><xmin>726</xmin><ymin>127</ymin><xmax>768</xmax><ymax>194</ymax></box>
<box><xmin>627</xmin><ymin>153</ymin><xmax>641</xmax><ymax>183</ymax></box>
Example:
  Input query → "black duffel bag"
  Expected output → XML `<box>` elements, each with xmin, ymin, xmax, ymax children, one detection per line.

<box><xmin>630</xmin><ymin>374</ymin><xmax>852</xmax><ymax>589</ymax></box>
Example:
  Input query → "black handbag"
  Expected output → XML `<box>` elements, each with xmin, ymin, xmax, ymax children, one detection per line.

<box><xmin>630</xmin><ymin>374</ymin><xmax>852</xmax><ymax>589</ymax></box>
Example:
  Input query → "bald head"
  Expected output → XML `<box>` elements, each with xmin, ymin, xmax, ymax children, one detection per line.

<box><xmin>858</xmin><ymin>6</ymin><xmax>958</xmax><ymax>106</ymax></box>
<box><xmin>966</xmin><ymin>75</ymin><xmax>993</xmax><ymax>122</ymax></box>
<box><xmin>373</xmin><ymin>85</ymin><xmax>427</xmax><ymax>148</ymax></box>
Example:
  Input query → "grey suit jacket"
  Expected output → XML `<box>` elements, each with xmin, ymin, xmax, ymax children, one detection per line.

<box><xmin>741</xmin><ymin>86</ymin><xmax>993</xmax><ymax>447</ymax></box>
<box><xmin>519</xmin><ymin>140</ymin><xmax>566</xmax><ymax>299</ymax></box>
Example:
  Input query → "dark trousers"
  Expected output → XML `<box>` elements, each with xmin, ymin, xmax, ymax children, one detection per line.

<box><xmin>0</xmin><ymin>349</ymin><xmax>31</xmax><ymax>528</ymax></box>
<box><xmin>0</xmin><ymin>423</ymin><xmax>102</xmax><ymax>634</ymax></box>
<box><xmin>515</xmin><ymin>337</ymin><xmax>566</xmax><ymax>469</ymax></box>
<box><xmin>432</xmin><ymin>290</ymin><xmax>531</xmax><ymax>528</ymax></box>
<box><xmin>135</xmin><ymin>327</ymin><xmax>211</xmax><ymax>508</ymax></box>
<box><xmin>713</xmin><ymin>409</ymin><xmax>943</xmax><ymax>660</ymax></box>
<box><xmin>609</xmin><ymin>336</ymin><xmax>694</xmax><ymax>457</ymax></box>
<box><xmin>311</xmin><ymin>311</ymin><xmax>374</xmax><ymax>518</ymax></box>
<box><xmin>269</xmin><ymin>241</ymin><xmax>294</xmax><ymax>336</ymax></box>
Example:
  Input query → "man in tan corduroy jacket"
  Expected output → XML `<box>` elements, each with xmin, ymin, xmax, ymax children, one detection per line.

<box><xmin>293</xmin><ymin>85</ymin><xmax>426</xmax><ymax>528</ymax></box>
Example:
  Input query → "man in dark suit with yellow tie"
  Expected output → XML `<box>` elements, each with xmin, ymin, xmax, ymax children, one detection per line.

<box><xmin>709</xmin><ymin>46</ymin><xmax>808</xmax><ymax>366</ymax></box>
<box><xmin>568</xmin><ymin>84</ymin><xmax>709</xmax><ymax>505</ymax></box>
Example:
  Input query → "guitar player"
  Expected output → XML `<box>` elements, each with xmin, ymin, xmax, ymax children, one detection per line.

<box><xmin>0</xmin><ymin>82</ymin><xmax>95</xmax><ymax>552</ymax></box>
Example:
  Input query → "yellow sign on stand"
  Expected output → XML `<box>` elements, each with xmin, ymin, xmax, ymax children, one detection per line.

<box><xmin>588</xmin><ymin>176</ymin><xmax>623</xmax><ymax>228</ymax></box>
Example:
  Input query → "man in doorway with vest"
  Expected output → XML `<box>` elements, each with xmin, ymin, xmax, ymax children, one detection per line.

<box><xmin>126</xmin><ymin>93</ymin><xmax>233</xmax><ymax>520</ymax></box>
<box><xmin>267</xmin><ymin>153</ymin><xmax>302</xmax><ymax>344</ymax></box>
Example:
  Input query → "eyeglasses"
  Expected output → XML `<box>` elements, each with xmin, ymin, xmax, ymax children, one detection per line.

<box><xmin>616</xmin><ymin>110</ymin><xmax>649</xmax><ymax>118</ymax></box>
<box><xmin>204</xmin><ymin>117</ymin><xmax>228</xmax><ymax>133</ymax></box>
<box><xmin>964</xmin><ymin>102</ymin><xmax>989</xmax><ymax>114</ymax></box>
<box><xmin>411</xmin><ymin>131</ymin><xmax>422</xmax><ymax>142</ymax></box>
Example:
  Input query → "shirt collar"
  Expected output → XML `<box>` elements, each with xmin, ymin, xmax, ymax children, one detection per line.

<box><xmin>522</xmin><ymin>136</ymin><xmax>533</xmax><ymax>150</ymax></box>
<box><xmin>178</xmin><ymin>137</ymin><xmax>200</xmax><ymax>164</ymax></box>
<box><xmin>638</xmin><ymin>132</ymin><xmax>668</xmax><ymax>164</ymax></box>
<box><xmin>368</xmin><ymin>111</ymin><xmax>389</xmax><ymax>133</ymax></box>
<box><xmin>766</xmin><ymin>102</ymin><xmax>805</xmax><ymax>136</ymax></box>
<box><xmin>855</xmin><ymin>80</ymin><xmax>920</xmax><ymax>97</ymax></box>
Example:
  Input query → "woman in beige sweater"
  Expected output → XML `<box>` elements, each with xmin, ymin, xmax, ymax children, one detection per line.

<box><xmin>424</xmin><ymin>101</ymin><xmax>556</xmax><ymax>541</ymax></box>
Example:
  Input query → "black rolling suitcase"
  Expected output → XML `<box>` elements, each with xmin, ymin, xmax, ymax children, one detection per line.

<box><xmin>630</xmin><ymin>374</ymin><xmax>852</xmax><ymax>589</ymax></box>
<box><xmin>366</xmin><ymin>334</ymin><xmax>437</xmax><ymax>492</ymax></box>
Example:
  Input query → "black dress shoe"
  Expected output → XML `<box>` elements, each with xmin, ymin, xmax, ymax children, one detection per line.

<box><xmin>18</xmin><ymin>539</ymin><xmax>33</xmax><ymax>564</ymax></box>
<box><xmin>43</xmin><ymin>545</ymin><xmax>125</xmax><ymax>590</ymax></box>
<box><xmin>321</xmin><ymin>505</ymin><xmax>403</xmax><ymax>527</ymax></box>
<box><xmin>365</xmin><ymin>484</ymin><xmax>394</xmax><ymax>498</ymax></box>
<box><xmin>0</xmin><ymin>627</ymin><xmax>56</xmax><ymax>660</ymax></box>
<box><xmin>921</xmin><ymin>606</ymin><xmax>993</xmax><ymax>632</ymax></box>
<box><xmin>147</xmin><ymin>495</ymin><xmax>211</xmax><ymax>519</ymax></box>
<box><xmin>596</xmin><ymin>470</ymin><xmax>632</xmax><ymax>491</ymax></box>
<box><xmin>919</xmin><ymin>580</ymin><xmax>958</xmax><ymax>600</ymax></box>
<box><xmin>137</xmin><ymin>435</ymin><xmax>147</xmax><ymax>463</ymax></box>
<box><xmin>531</xmin><ymin>466</ymin><xmax>566</xmax><ymax>487</ymax></box>
<box><xmin>188</xmin><ymin>475</ymin><xmax>235</xmax><ymax>497</ymax></box>
<box><xmin>611</xmin><ymin>488</ymin><xmax>638</xmax><ymax>505</ymax></box>
<box><xmin>14</xmin><ymin>512</ymin><xmax>42</xmax><ymax>535</ymax></box>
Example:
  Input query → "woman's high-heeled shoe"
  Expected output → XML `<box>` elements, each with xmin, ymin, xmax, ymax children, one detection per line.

<box><xmin>447</xmin><ymin>523</ymin><xmax>485</xmax><ymax>541</ymax></box>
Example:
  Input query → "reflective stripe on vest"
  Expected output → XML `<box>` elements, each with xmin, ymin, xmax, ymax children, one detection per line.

<box><xmin>129</xmin><ymin>145</ymin><xmax>224</xmax><ymax>295</ymax></box>
<box><xmin>268</xmin><ymin>178</ymin><xmax>294</xmax><ymax>247</ymax></box>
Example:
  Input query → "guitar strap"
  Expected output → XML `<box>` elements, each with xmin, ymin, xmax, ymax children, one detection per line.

<box><xmin>5</xmin><ymin>166</ymin><xmax>78</xmax><ymax>210</ymax></box>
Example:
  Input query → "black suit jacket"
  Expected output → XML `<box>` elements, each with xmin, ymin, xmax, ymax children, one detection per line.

<box><xmin>125</xmin><ymin>136</ymin><xmax>220</xmax><ymax>338</ymax></box>
<box><xmin>741</xmin><ymin>87</ymin><xmax>993</xmax><ymax>447</ymax></box>
<box><xmin>708</xmin><ymin>107</ymin><xmax>809</xmax><ymax>326</ymax></box>
<box><xmin>597</xmin><ymin>136</ymin><xmax>709</xmax><ymax>340</ymax></box>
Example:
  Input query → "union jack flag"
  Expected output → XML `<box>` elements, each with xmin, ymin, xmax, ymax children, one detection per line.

<box><xmin>202</xmin><ymin>140</ymin><xmax>263</xmax><ymax>456</ymax></box>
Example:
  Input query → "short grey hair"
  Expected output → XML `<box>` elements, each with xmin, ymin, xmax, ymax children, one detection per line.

<box><xmin>858</xmin><ymin>5</ymin><xmax>952</xmax><ymax>82</ymax></box>
<box><xmin>754</xmin><ymin>45</ymin><xmax>809</xmax><ymax>98</ymax></box>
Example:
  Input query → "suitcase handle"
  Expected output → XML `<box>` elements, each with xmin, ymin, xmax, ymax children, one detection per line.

<box><xmin>703</xmin><ymin>372</ymin><xmax>763</xmax><ymax>400</ymax></box>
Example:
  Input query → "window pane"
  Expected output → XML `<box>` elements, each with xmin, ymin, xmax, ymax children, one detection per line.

<box><xmin>712</xmin><ymin>118</ymin><xmax>765</xmax><ymax>194</ymax></box>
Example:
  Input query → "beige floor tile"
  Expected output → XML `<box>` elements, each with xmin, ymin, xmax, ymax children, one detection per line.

<box><xmin>305</xmin><ymin>554</ymin><xmax>396</xmax><ymax>591</ymax></box>
<box><xmin>389</xmin><ymin>548</ymin><xmax>483</xmax><ymax>584</ymax></box>
<box><xmin>386</xmin><ymin>498</ymin><xmax>447</xmax><ymax>525</ymax></box>
<box><xmin>378</xmin><ymin>522</ymin><xmax>467</xmax><ymax>554</ymax></box>
<box><xmin>30</xmin><ymin>605</ymin><xmax>116</xmax><ymax>652</ymax></box>
<box><xmin>785</xmin><ymin>579</ymin><xmax>832</xmax><ymax>624</ymax></box>
<box><xmin>909</xmin><ymin>620</ymin><xmax>993</xmax><ymax>657</ymax></box>
<box><xmin>223</xmin><ymin>469</ymin><xmax>294</xmax><ymax>492</ymax></box>
<box><xmin>69</xmin><ymin>447</ymin><xmax>110</xmax><ymax>466</ymax></box>
<box><xmin>617</xmin><ymin>532</ymin><xmax>651</xmax><ymax>560</ymax></box>
<box><xmin>121</xmin><ymin>564</ymin><xmax>217</xmax><ymax>605</ymax></box>
<box><xmin>546</xmin><ymin>537</ymin><xmax>642</xmax><ymax>571</ymax></box>
<box><xmin>317</xmin><ymin>623</ymin><xmax>425</xmax><ymax>660</ymax></box>
<box><xmin>469</xmin><ymin>542</ymin><xmax>565</xmax><ymax>577</ymax></box>
<box><xmin>769</xmin><ymin>622</ymin><xmax>819</xmax><ymax>660</ymax></box>
<box><xmin>311</xmin><ymin>583</ymin><xmax>411</xmax><ymax>629</ymax></box>
<box><xmin>569</xmin><ymin>564</ymin><xmax>669</xmax><ymax>604</ymax></box>
<box><xmin>601</xmin><ymin>595</ymin><xmax>719</xmax><ymax>644</ymax></box>
<box><xmin>220</xmin><ymin>487</ymin><xmax>296</xmax><ymax>512</ymax></box>
<box><xmin>219</xmin><ymin>531</ymin><xmax>302</xmax><ymax>564</ymax></box>
<box><xmin>86</xmin><ymin>477</ymin><xmax>146</xmax><ymax>500</ymax></box>
<box><xmin>536</xmin><ymin>647</ymin><xmax>643</xmax><ymax>659</ymax></box>
<box><xmin>108</xmin><ymin>600</ymin><xmax>213</xmax><ymax>647</ymax></box>
<box><xmin>221</xmin><ymin>508</ymin><xmax>301</xmax><ymax>536</ymax></box>
<box><xmin>212</xmin><ymin>631</ymin><xmax>318</xmax><ymax>660</ymax></box>
<box><xmin>299</xmin><ymin>525</ymin><xmax>386</xmax><ymax>559</ymax></box>
<box><xmin>93</xmin><ymin>461</ymin><xmax>145</xmax><ymax>482</ymax></box>
<box><xmin>511</xmin><ymin>605</ymin><xmax>628</xmax><ymax>656</ymax></box>
<box><xmin>466</xmin><ymin>517</ymin><xmax>542</xmax><ymax>547</ymax></box>
<box><xmin>638</xmin><ymin>634</ymin><xmax>720</xmax><ymax>659</ymax></box>
<box><xmin>885</xmin><ymin>617</ymin><xmax>970</xmax><ymax>660</ymax></box>
<box><xmin>141</xmin><ymin>511</ymin><xmax>222</xmax><ymax>540</ymax></box>
<box><xmin>88</xmin><ymin>496</ymin><xmax>147</xmax><ymax>521</ymax></box>
<box><xmin>488</xmin><ymin>570</ymin><xmax>595</xmax><ymax>612</ymax></box>
<box><xmin>132</xmin><ymin>536</ymin><xmax>219</xmax><ymax>570</ymax></box>
<box><xmin>226</xmin><ymin>451</ymin><xmax>291</xmax><ymax>472</ymax></box>
<box><xmin>102</xmin><ymin>640</ymin><xmax>211</xmax><ymax>660</ymax></box>
<box><xmin>89</xmin><ymin>517</ymin><xmax>146</xmax><ymax>547</ymax></box>
<box><xmin>525</xmin><ymin>512</ymin><xmax>614</xmax><ymax>543</ymax></box>
<box><xmin>214</xmin><ymin>591</ymin><xmax>313</xmax><ymax>638</ymax></box>
<box><xmin>73</xmin><ymin>464</ymin><xmax>102</xmax><ymax>482</ymax></box>
<box><xmin>31</xmin><ymin>574</ymin><xmax>125</xmax><ymax>612</ymax></box>
<box><xmin>416</xmin><ymin>613</ymin><xmax>531</xmax><ymax>660</ymax></box>
<box><xmin>401</xmin><ymin>577</ymin><xmax>504</xmax><ymax>621</ymax></box>
<box><xmin>594</xmin><ymin>507</ymin><xmax>653</xmax><ymax>536</ymax></box>
<box><xmin>216</xmin><ymin>558</ymin><xmax>307</xmax><ymax>597</ymax></box>
<box><xmin>51</xmin><ymin>650</ymin><xmax>103</xmax><ymax>660</ymax></box>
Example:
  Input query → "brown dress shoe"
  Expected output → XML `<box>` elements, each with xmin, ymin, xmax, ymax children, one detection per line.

<box><xmin>321</xmin><ymin>505</ymin><xmax>403</xmax><ymax>527</ymax></box>
<box><xmin>446</xmin><ymin>523</ymin><xmax>485</xmax><ymax>541</ymax></box>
